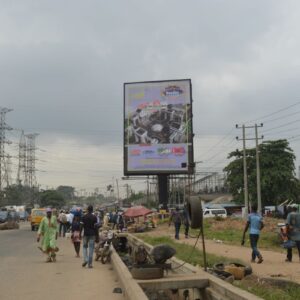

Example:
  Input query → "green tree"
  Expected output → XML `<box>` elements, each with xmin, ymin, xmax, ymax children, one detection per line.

<box><xmin>2</xmin><ymin>184</ymin><xmax>37</xmax><ymax>206</ymax></box>
<box><xmin>56</xmin><ymin>186</ymin><xmax>75</xmax><ymax>201</ymax></box>
<box><xmin>40</xmin><ymin>190</ymin><xmax>65</xmax><ymax>208</ymax></box>
<box><xmin>224</xmin><ymin>139</ymin><xmax>300</xmax><ymax>206</ymax></box>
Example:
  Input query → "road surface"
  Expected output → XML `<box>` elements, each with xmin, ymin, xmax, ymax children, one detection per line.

<box><xmin>0</xmin><ymin>223</ymin><xmax>124</xmax><ymax>300</ymax></box>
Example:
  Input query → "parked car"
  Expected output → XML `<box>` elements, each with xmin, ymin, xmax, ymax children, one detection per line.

<box><xmin>18</xmin><ymin>211</ymin><xmax>29</xmax><ymax>221</ymax></box>
<box><xmin>30</xmin><ymin>208</ymin><xmax>46</xmax><ymax>231</ymax></box>
<box><xmin>203</xmin><ymin>208</ymin><xmax>227</xmax><ymax>218</ymax></box>
<box><xmin>0</xmin><ymin>210</ymin><xmax>20</xmax><ymax>223</ymax></box>
<box><xmin>0</xmin><ymin>210</ymin><xmax>8</xmax><ymax>223</ymax></box>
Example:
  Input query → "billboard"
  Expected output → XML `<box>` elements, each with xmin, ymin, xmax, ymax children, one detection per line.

<box><xmin>124</xmin><ymin>79</ymin><xmax>194</xmax><ymax>175</ymax></box>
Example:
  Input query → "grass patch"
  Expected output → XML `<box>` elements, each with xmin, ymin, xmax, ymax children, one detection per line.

<box><xmin>234</xmin><ymin>277</ymin><xmax>300</xmax><ymax>300</ymax></box>
<box><xmin>188</xmin><ymin>218</ymin><xmax>281</xmax><ymax>250</ymax></box>
<box><xmin>137</xmin><ymin>234</ymin><xmax>298</xmax><ymax>300</ymax></box>
<box><xmin>137</xmin><ymin>234</ymin><xmax>238</xmax><ymax>268</ymax></box>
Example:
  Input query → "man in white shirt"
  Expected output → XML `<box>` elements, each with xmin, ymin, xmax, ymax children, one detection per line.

<box><xmin>66</xmin><ymin>211</ymin><xmax>74</xmax><ymax>232</ymax></box>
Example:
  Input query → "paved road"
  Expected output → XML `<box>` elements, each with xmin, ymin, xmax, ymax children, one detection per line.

<box><xmin>0</xmin><ymin>223</ymin><xmax>124</xmax><ymax>300</ymax></box>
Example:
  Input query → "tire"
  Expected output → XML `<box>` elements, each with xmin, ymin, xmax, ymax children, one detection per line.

<box><xmin>187</xmin><ymin>196</ymin><xmax>203</xmax><ymax>229</ymax></box>
<box><xmin>31</xmin><ymin>225</ymin><xmax>35</xmax><ymax>231</ymax></box>
<box><xmin>101</xmin><ymin>254</ymin><xmax>109</xmax><ymax>264</ymax></box>
<box><xmin>131</xmin><ymin>267</ymin><xmax>164</xmax><ymax>280</ymax></box>
<box><xmin>213</xmin><ymin>262</ymin><xmax>252</xmax><ymax>276</ymax></box>
<box><xmin>211</xmin><ymin>269</ymin><xmax>234</xmax><ymax>283</ymax></box>
<box><xmin>101</xmin><ymin>249</ymin><xmax>110</xmax><ymax>264</ymax></box>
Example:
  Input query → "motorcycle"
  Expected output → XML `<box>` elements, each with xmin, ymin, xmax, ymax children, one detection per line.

<box><xmin>95</xmin><ymin>230</ymin><xmax>114</xmax><ymax>264</ymax></box>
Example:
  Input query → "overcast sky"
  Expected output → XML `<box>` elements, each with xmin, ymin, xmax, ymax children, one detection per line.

<box><xmin>2</xmin><ymin>1</ymin><xmax>300</xmax><ymax>196</ymax></box>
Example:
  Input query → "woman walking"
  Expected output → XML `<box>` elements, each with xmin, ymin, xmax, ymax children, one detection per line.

<box><xmin>37</xmin><ymin>208</ymin><xmax>59</xmax><ymax>262</ymax></box>
<box><xmin>71</xmin><ymin>216</ymin><xmax>81</xmax><ymax>257</ymax></box>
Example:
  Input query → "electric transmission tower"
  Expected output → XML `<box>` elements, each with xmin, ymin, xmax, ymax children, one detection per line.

<box><xmin>3</xmin><ymin>154</ymin><xmax>12</xmax><ymax>187</ymax></box>
<box><xmin>0</xmin><ymin>107</ymin><xmax>13</xmax><ymax>193</ymax></box>
<box><xmin>25</xmin><ymin>133</ymin><xmax>39</xmax><ymax>188</ymax></box>
<box><xmin>17</xmin><ymin>130</ymin><xmax>27</xmax><ymax>185</ymax></box>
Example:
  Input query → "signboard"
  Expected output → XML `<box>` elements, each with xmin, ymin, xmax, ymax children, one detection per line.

<box><xmin>124</xmin><ymin>79</ymin><xmax>194</xmax><ymax>175</ymax></box>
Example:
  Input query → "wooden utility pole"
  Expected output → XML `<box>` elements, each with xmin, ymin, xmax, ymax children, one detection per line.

<box><xmin>255</xmin><ymin>124</ymin><xmax>263</xmax><ymax>213</ymax></box>
<box><xmin>236</xmin><ymin>123</ymin><xmax>263</xmax><ymax>216</ymax></box>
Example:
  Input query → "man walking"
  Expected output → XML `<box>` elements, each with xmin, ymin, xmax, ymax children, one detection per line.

<box><xmin>58</xmin><ymin>210</ymin><xmax>67</xmax><ymax>237</ymax></box>
<box><xmin>80</xmin><ymin>205</ymin><xmax>99</xmax><ymax>268</ymax></box>
<box><xmin>169</xmin><ymin>207</ymin><xmax>182</xmax><ymax>240</ymax></box>
<box><xmin>286</xmin><ymin>206</ymin><xmax>300</xmax><ymax>262</ymax></box>
<box><xmin>183</xmin><ymin>205</ymin><xmax>190</xmax><ymax>239</ymax></box>
<box><xmin>242</xmin><ymin>204</ymin><xmax>264</xmax><ymax>264</ymax></box>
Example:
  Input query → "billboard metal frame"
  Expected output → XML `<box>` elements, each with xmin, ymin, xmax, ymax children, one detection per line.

<box><xmin>123</xmin><ymin>79</ymin><xmax>194</xmax><ymax>176</ymax></box>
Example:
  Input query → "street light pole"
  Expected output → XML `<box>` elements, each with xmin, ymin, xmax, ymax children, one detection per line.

<box><xmin>193</xmin><ymin>161</ymin><xmax>203</xmax><ymax>193</ymax></box>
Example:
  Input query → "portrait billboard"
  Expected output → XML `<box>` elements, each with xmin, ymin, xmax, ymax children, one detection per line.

<box><xmin>124</xmin><ymin>79</ymin><xmax>194</xmax><ymax>175</ymax></box>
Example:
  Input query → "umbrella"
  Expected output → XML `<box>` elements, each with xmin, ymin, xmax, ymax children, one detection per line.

<box><xmin>123</xmin><ymin>206</ymin><xmax>152</xmax><ymax>218</ymax></box>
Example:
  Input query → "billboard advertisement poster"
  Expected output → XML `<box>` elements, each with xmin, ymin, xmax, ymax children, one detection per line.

<box><xmin>124</xmin><ymin>79</ymin><xmax>193</xmax><ymax>175</ymax></box>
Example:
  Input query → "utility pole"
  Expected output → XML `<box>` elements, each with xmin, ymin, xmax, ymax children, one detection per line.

<box><xmin>116</xmin><ymin>179</ymin><xmax>121</xmax><ymax>207</ymax></box>
<box><xmin>236</xmin><ymin>123</ymin><xmax>263</xmax><ymax>216</ymax></box>
<box><xmin>255</xmin><ymin>124</ymin><xmax>263</xmax><ymax>213</ymax></box>
<box><xmin>0</xmin><ymin>108</ymin><xmax>13</xmax><ymax>200</ymax></box>
<box><xmin>146</xmin><ymin>176</ymin><xmax>149</xmax><ymax>203</ymax></box>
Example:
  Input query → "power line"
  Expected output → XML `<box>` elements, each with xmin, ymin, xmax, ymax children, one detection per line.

<box><xmin>266</xmin><ymin>127</ymin><xmax>300</xmax><ymax>137</ymax></box>
<box><xmin>263</xmin><ymin>110</ymin><xmax>300</xmax><ymax>124</ymax></box>
<box><xmin>246</xmin><ymin>101</ymin><xmax>300</xmax><ymax>124</ymax></box>
<box><xmin>263</xmin><ymin>118</ymin><xmax>300</xmax><ymax>134</ymax></box>
<box><xmin>199</xmin><ymin>128</ymin><xmax>235</xmax><ymax>160</ymax></box>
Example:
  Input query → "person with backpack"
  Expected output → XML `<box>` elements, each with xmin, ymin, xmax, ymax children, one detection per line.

<box><xmin>58</xmin><ymin>210</ymin><xmax>67</xmax><ymax>237</ymax></box>
<box><xmin>169</xmin><ymin>207</ymin><xmax>183</xmax><ymax>240</ymax></box>
<box><xmin>286</xmin><ymin>206</ymin><xmax>300</xmax><ymax>262</ymax></box>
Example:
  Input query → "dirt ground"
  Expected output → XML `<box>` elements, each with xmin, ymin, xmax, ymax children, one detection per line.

<box><xmin>146</xmin><ymin>223</ymin><xmax>300</xmax><ymax>284</ymax></box>
<box><xmin>0</xmin><ymin>223</ymin><xmax>124</xmax><ymax>300</ymax></box>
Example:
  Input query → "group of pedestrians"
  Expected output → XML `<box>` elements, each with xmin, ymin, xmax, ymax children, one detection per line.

<box><xmin>169</xmin><ymin>203</ymin><xmax>300</xmax><ymax>264</ymax></box>
<box><xmin>36</xmin><ymin>202</ymin><xmax>300</xmax><ymax>268</ymax></box>
<box><xmin>36</xmin><ymin>205</ymin><xmax>100</xmax><ymax>268</ymax></box>
<box><xmin>169</xmin><ymin>206</ymin><xmax>190</xmax><ymax>240</ymax></box>
<box><xmin>242</xmin><ymin>204</ymin><xmax>300</xmax><ymax>264</ymax></box>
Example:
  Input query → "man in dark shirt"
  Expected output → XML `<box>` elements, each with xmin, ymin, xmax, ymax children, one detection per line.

<box><xmin>80</xmin><ymin>205</ymin><xmax>98</xmax><ymax>268</ymax></box>
<box><xmin>169</xmin><ymin>207</ymin><xmax>183</xmax><ymax>240</ymax></box>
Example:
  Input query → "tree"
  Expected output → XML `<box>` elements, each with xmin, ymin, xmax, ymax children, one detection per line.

<box><xmin>56</xmin><ymin>186</ymin><xmax>75</xmax><ymax>201</ymax></box>
<box><xmin>2</xmin><ymin>184</ymin><xmax>37</xmax><ymax>206</ymax></box>
<box><xmin>40</xmin><ymin>190</ymin><xmax>65</xmax><ymax>208</ymax></box>
<box><xmin>224</xmin><ymin>139</ymin><xmax>300</xmax><ymax>206</ymax></box>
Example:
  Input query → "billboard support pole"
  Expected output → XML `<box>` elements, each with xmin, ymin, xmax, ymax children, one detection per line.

<box><xmin>158</xmin><ymin>174</ymin><xmax>169</xmax><ymax>210</ymax></box>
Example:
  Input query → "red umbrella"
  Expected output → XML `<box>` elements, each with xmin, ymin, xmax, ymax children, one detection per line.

<box><xmin>123</xmin><ymin>206</ymin><xmax>152</xmax><ymax>218</ymax></box>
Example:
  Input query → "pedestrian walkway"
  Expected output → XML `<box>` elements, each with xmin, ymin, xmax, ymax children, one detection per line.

<box><xmin>149</xmin><ymin>224</ymin><xmax>300</xmax><ymax>284</ymax></box>
<box><xmin>0</xmin><ymin>223</ymin><xmax>124</xmax><ymax>300</ymax></box>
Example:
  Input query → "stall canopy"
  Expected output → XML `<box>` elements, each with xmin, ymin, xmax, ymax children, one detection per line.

<box><xmin>123</xmin><ymin>205</ymin><xmax>152</xmax><ymax>218</ymax></box>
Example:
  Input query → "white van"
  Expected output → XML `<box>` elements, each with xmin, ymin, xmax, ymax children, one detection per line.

<box><xmin>203</xmin><ymin>208</ymin><xmax>227</xmax><ymax>218</ymax></box>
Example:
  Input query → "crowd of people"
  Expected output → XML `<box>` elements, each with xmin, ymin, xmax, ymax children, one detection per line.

<box><xmin>36</xmin><ymin>203</ymin><xmax>300</xmax><ymax>267</ymax></box>
<box><xmin>36</xmin><ymin>205</ymin><xmax>145</xmax><ymax>266</ymax></box>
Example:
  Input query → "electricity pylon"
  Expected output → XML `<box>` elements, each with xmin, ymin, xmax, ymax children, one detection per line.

<box><xmin>0</xmin><ymin>107</ymin><xmax>13</xmax><ymax>193</ymax></box>
<box><xmin>25</xmin><ymin>133</ymin><xmax>39</xmax><ymax>188</ymax></box>
<box><xmin>17</xmin><ymin>130</ymin><xmax>27</xmax><ymax>185</ymax></box>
